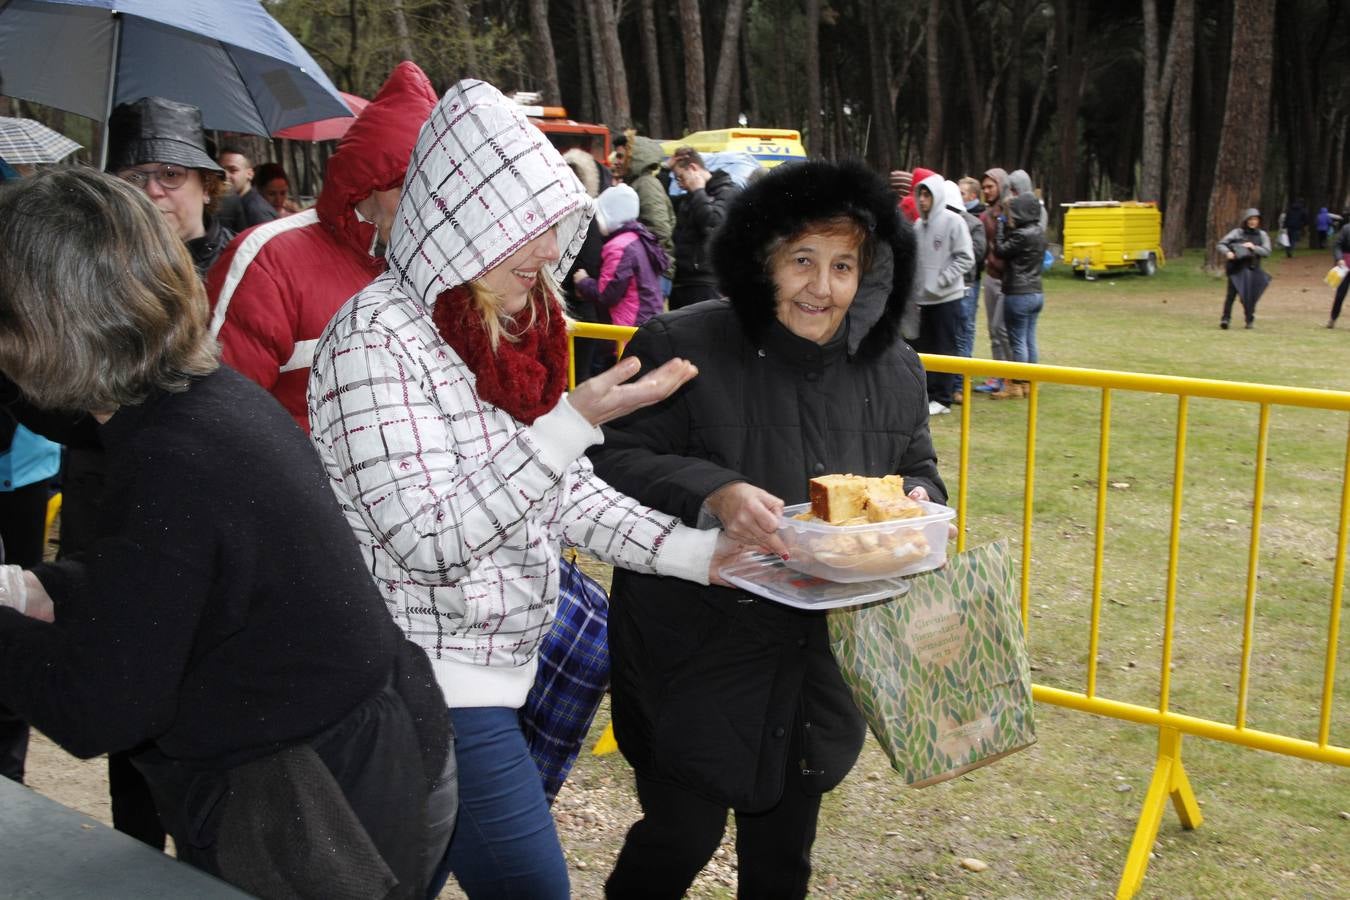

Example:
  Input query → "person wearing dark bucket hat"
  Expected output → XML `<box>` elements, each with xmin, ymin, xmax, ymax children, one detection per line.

<box><xmin>107</xmin><ymin>96</ymin><xmax>234</xmax><ymax>278</ymax></box>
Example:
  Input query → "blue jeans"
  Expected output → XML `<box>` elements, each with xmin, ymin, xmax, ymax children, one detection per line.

<box><xmin>1004</xmin><ymin>292</ymin><xmax>1044</xmax><ymax>364</ymax></box>
<box><xmin>427</xmin><ymin>707</ymin><xmax>569</xmax><ymax>899</ymax></box>
<box><xmin>953</xmin><ymin>282</ymin><xmax>980</xmax><ymax>392</ymax></box>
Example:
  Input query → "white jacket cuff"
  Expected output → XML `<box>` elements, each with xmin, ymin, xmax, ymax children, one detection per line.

<box><xmin>655</xmin><ymin>525</ymin><xmax>719</xmax><ymax>586</ymax></box>
<box><xmin>529</xmin><ymin>395</ymin><xmax>603</xmax><ymax>473</ymax></box>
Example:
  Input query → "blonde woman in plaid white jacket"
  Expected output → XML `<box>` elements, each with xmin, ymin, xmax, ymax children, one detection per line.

<box><xmin>309</xmin><ymin>80</ymin><xmax>733</xmax><ymax>898</ymax></box>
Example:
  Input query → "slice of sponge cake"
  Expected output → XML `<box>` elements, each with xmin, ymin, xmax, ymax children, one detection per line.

<box><xmin>809</xmin><ymin>473</ymin><xmax>923</xmax><ymax>524</ymax></box>
<box><xmin>808</xmin><ymin>474</ymin><xmax>869</xmax><ymax>523</ymax></box>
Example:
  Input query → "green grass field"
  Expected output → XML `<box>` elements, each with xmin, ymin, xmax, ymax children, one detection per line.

<box><xmin>559</xmin><ymin>249</ymin><xmax>1350</xmax><ymax>899</ymax></box>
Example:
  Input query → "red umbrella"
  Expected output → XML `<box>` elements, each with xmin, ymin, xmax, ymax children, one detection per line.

<box><xmin>273</xmin><ymin>92</ymin><xmax>369</xmax><ymax>141</ymax></box>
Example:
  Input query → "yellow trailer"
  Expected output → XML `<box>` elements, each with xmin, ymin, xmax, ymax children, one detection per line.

<box><xmin>1061</xmin><ymin>201</ymin><xmax>1164</xmax><ymax>279</ymax></box>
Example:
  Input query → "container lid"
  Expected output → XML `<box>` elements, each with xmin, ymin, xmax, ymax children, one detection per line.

<box><xmin>718</xmin><ymin>553</ymin><xmax>911</xmax><ymax>610</ymax></box>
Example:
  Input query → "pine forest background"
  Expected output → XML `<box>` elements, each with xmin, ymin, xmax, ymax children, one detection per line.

<box><xmin>9</xmin><ymin>1</ymin><xmax>1348</xmax><ymax>262</ymax></box>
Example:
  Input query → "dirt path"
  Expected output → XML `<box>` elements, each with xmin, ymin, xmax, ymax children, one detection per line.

<box><xmin>1255</xmin><ymin>249</ymin><xmax>1342</xmax><ymax>323</ymax></box>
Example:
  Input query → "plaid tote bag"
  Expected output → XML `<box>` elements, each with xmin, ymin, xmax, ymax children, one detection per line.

<box><xmin>519</xmin><ymin>551</ymin><xmax>610</xmax><ymax>803</ymax></box>
<box><xmin>827</xmin><ymin>539</ymin><xmax>1036</xmax><ymax>787</ymax></box>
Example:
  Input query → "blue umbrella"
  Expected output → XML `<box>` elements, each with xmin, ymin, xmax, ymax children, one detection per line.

<box><xmin>0</xmin><ymin>0</ymin><xmax>352</xmax><ymax>141</ymax></box>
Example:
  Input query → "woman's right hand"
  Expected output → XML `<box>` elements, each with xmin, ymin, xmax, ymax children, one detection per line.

<box><xmin>705</xmin><ymin>482</ymin><xmax>791</xmax><ymax>558</ymax></box>
<box><xmin>569</xmin><ymin>355</ymin><xmax>698</xmax><ymax>426</ymax></box>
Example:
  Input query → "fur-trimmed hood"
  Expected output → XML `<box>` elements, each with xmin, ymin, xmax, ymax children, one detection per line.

<box><xmin>710</xmin><ymin>159</ymin><xmax>917</xmax><ymax>361</ymax></box>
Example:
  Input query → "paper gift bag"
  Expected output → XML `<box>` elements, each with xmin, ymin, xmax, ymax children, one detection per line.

<box><xmin>827</xmin><ymin>539</ymin><xmax>1035</xmax><ymax>787</ymax></box>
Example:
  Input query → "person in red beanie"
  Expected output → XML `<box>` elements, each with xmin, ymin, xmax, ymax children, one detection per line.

<box><xmin>205</xmin><ymin>61</ymin><xmax>438</xmax><ymax>432</ymax></box>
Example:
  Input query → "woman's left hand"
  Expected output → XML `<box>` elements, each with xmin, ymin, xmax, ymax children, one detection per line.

<box><xmin>708</xmin><ymin>532</ymin><xmax>748</xmax><ymax>587</ymax></box>
<box><xmin>909</xmin><ymin>485</ymin><xmax>957</xmax><ymax>539</ymax></box>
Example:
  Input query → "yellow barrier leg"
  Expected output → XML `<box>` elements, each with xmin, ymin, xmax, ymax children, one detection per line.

<box><xmin>1116</xmin><ymin>728</ymin><xmax>1202</xmax><ymax>899</ymax></box>
<box><xmin>44</xmin><ymin>492</ymin><xmax>62</xmax><ymax>546</ymax></box>
<box><xmin>592</xmin><ymin>721</ymin><xmax>618</xmax><ymax>756</ymax></box>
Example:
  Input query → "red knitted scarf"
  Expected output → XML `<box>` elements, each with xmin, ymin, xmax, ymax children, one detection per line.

<box><xmin>431</xmin><ymin>284</ymin><xmax>569</xmax><ymax>425</ymax></box>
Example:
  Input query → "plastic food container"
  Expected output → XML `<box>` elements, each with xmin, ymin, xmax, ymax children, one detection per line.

<box><xmin>776</xmin><ymin>499</ymin><xmax>956</xmax><ymax>583</ymax></box>
<box><xmin>718</xmin><ymin>554</ymin><xmax>910</xmax><ymax>610</ymax></box>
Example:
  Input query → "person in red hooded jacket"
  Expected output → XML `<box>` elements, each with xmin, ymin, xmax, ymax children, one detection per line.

<box><xmin>898</xmin><ymin>165</ymin><xmax>936</xmax><ymax>223</ymax></box>
<box><xmin>205</xmin><ymin>61</ymin><xmax>438</xmax><ymax>432</ymax></box>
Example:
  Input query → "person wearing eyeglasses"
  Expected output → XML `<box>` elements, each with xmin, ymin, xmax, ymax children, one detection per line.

<box><xmin>106</xmin><ymin>97</ymin><xmax>235</xmax><ymax>278</ymax></box>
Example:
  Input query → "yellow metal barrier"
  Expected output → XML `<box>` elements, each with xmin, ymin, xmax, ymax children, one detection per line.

<box><xmin>44</xmin><ymin>492</ymin><xmax>61</xmax><ymax>549</ymax></box>
<box><xmin>566</xmin><ymin>323</ymin><xmax>1349</xmax><ymax>897</ymax></box>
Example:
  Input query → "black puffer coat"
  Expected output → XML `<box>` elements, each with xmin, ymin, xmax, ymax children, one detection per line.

<box><xmin>589</xmin><ymin>160</ymin><xmax>946</xmax><ymax>811</ymax></box>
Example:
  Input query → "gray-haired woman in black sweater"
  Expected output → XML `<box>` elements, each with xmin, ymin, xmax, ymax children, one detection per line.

<box><xmin>0</xmin><ymin>169</ymin><xmax>454</xmax><ymax>899</ymax></box>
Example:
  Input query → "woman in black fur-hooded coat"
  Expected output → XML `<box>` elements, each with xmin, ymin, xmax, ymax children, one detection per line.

<box><xmin>589</xmin><ymin>159</ymin><xmax>947</xmax><ymax>899</ymax></box>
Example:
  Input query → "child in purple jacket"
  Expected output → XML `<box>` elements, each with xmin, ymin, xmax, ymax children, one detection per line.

<box><xmin>573</xmin><ymin>184</ymin><xmax>669</xmax><ymax>328</ymax></box>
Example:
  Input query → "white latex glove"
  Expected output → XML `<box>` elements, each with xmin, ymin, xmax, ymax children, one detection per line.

<box><xmin>0</xmin><ymin>564</ymin><xmax>28</xmax><ymax>615</ymax></box>
<box><xmin>0</xmin><ymin>566</ymin><xmax>54</xmax><ymax>622</ymax></box>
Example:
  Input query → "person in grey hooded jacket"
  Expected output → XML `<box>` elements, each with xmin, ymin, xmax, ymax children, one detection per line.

<box><xmin>1007</xmin><ymin>168</ymin><xmax>1048</xmax><ymax>229</ymax></box>
<box><xmin>911</xmin><ymin>171</ymin><xmax>974</xmax><ymax>415</ymax></box>
<box><xmin>1215</xmin><ymin>207</ymin><xmax>1271</xmax><ymax>329</ymax></box>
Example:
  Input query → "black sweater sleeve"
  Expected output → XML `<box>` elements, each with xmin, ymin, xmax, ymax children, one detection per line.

<box><xmin>1</xmin><ymin>508</ymin><xmax>214</xmax><ymax>759</ymax></box>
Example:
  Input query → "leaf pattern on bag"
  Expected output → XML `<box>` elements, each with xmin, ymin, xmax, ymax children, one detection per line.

<box><xmin>827</xmin><ymin>540</ymin><xmax>1037</xmax><ymax>786</ymax></box>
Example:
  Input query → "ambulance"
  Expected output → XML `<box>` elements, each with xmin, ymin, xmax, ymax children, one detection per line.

<box><xmin>660</xmin><ymin>127</ymin><xmax>807</xmax><ymax>168</ymax></box>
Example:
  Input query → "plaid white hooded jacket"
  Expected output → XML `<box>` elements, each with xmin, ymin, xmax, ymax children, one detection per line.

<box><xmin>308</xmin><ymin>81</ymin><xmax>716</xmax><ymax>709</ymax></box>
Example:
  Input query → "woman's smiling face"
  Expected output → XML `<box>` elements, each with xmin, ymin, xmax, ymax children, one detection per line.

<box><xmin>770</xmin><ymin>228</ymin><xmax>864</xmax><ymax>345</ymax></box>
<box><xmin>477</xmin><ymin>227</ymin><xmax>561</xmax><ymax>314</ymax></box>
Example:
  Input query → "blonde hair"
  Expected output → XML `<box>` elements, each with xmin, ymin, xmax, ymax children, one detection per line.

<box><xmin>467</xmin><ymin>270</ymin><xmax>559</xmax><ymax>351</ymax></box>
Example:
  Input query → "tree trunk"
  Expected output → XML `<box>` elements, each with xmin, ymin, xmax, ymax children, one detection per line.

<box><xmin>1002</xmin><ymin>0</ymin><xmax>1034</xmax><ymax>167</ymax></box>
<box><xmin>1205</xmin><ymin>0</ymin><xmax>1276</xmax><ymax>270</ymax></box>
<box><xmin>527</xmin><ymin>0</ymin><xmax>562</xmax><ymax>105</ymax></box>
<box><xmin>638</xmin><ymin>0</ymin><xmax>666</xmax><ymax>135</ymax></box>
<box><xmin>660</xmin><ymin>5</ymin><xmax>685</xmax><ymax>133</ymax></box>
<box><xmin>678</xmin><ymin>0</ymin><xmax>708</xmax><ymax>132</ymax></box>
<box><xmin>773</xmin><ymin>1</ymin><xmax>791</xmax><ymax>128</ymax></box>
<box><xmin>922</xmin><ymin>0</ymin><xmax>943</xmax><ymax>165</ymax></box>
<box><xmin>389</xmin><ymin>0</ymin><xmax>414</xmax><ymax>61</ymax></box>
<box><xmin>574</xmin><ymin>0</ymin><xmax>596</xmax><ymax>122</ymax></box>
<box><xmin>449</xmin><ymin>0</ymin><xmax>476</xmax><ymax>77</ymax></box>
<box><xmin>1187</xmin><ymin>0</ymin><xmax>1233</xmax><ymax>247</ymax></box>
<box><xmin>1161</xmin><ymin>0</ymin><xmax>1195</xmax><ymax>259</ymax></box>
<box><xmin>588</xmin><ymin>0</ymin><xmax>631</xmax><ymax>128</ymax></box>
<box><xmin>951</xmin><ymin>0</ymin><xmax>987</xmax><ymax>173</ymax></box>
<box><xmin>1017</xmin><ymin>20</ymin><xmax>1055</xmax><ymax>171</ymax></box>
<box><xmin>740</xmin><ymin>22</ymin><xmax>760</xmax><ymax>125</ymax></box>
<box><xmin>1050</xmin><ymin>0</ymin><xmax>1089</xmax><ymax>226</ymax></box>
<box><xmin>866</xmin><ymin>0</ymin><xmax>898</xmax><ymax>169</ymax></box>
<box><xmin>1139</xmin><ymin>0</ymin><xmax>1163</xmax><ymax>201</ymax></box>
<box><xmin>803</xmin><ymin>0</ymin><xmax>822</xmax><ymax>155</ymax></box>
<box><xmin>585</xmin><ymin>0</ymin><xmax>616</xmax><ymax>126</ymax></box>
<box><xmin>709</xmin><ymin>0</ymin><xmax>748</xmax><ymax>128</ymax></box>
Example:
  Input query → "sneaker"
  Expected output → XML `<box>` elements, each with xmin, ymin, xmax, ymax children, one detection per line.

<box><xmin>928</xmin><ymin>401</ymin><xmax>951</xmax><ymax>416</ymax></box>
<box><xmin>1245</xmin><ymin>320</ymin><xmax>1254</xmax><ymax>329</ymax></box>
<box><xmin>1327</xmin><ymin>319</ymin><xmax>1336</xmax><ymax>329</ymax></box>
<box><xmin>951</xmin><ymin>392</ymin><xmax>963</xmax><ymax>405</ymax></box>
<box><xmin>1219</xmin><ymin>319</ymin><xmax>1230</xmax><ymax>330</ymax></box>
<box><xmin>973</xmin><ymin>378</ymin><xmax>1002</xmax><ymax>393</ymax></box>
